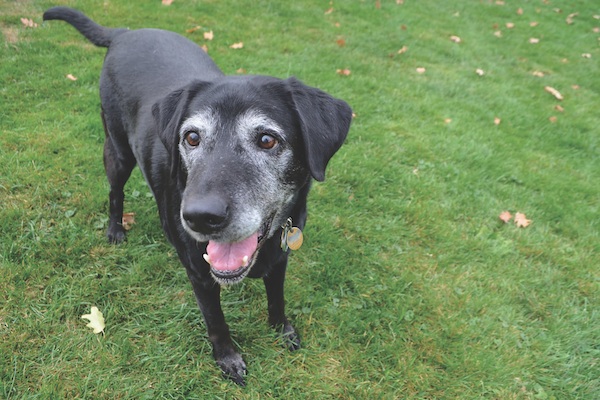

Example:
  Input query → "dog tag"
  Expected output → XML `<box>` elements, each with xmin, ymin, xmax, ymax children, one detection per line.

<box><xmin>286</xmin><ymin>227</ymin><xmax>303</xmax><ymax>251</ymax></box>
<box><xmin>281</xmin><ymin>218</ymin><xmax>303</xmax><ymax>251</ymax></box>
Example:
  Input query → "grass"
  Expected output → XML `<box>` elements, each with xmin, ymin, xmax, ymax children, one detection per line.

<box><xmin>1</xmin><ymin>0</ymin><xmax>599</xmax><ymax>398</ymax></box>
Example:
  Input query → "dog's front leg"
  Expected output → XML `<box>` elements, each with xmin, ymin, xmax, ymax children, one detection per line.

<box><xmin>185</xmin><ymin>270</ymin><xmax>247</xmax><ymax>385</ymax></box>
<box><xmin>264</xmin><ymin>260</ymin><xmax>301</xmax><ymax>351</ymax></box>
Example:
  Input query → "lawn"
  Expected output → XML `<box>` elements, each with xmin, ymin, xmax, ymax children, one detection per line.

<box><xmin>1</xmin><ymin>0</ymin><xmax>599</xmax><ymax>398</ymax></box>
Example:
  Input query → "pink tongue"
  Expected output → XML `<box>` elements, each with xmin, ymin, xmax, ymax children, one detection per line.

<box><xmin>206</xmin><ymin>232</ymin><xmax>259</xmax><ymax>272</ymax></box>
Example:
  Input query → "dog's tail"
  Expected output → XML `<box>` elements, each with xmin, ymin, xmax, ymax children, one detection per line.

<box><xmin>43</xmin><ymin>7</ymin><xmax>127</xmax><ymax>48</ymax></box>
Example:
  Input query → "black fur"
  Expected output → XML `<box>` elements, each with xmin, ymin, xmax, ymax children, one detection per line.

<box><xmin>43</xmin><ymin>7</ymin><xmax>352</xmax><ymax>385</ymax></box>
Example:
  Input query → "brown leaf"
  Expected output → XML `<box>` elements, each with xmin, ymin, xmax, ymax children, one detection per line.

<box><xmin>554</xmin><ymin>105</ymin><xmax>564</xmax><ymax>112</ymax></box>
<box><xmin>494</xmin><ymin>117</ymin><xmax>501</xmax><ymax>125</ymax></box>
<box><xmin>544</xmin><ymin>86</ymin><xmax>563</xmax><ymax>101</ymax></box>
<box><xmin>186</xmin><ymin>26</ymin><xmax>202</xmax><ymax>33</ymax></box>
<box><xmin>530</xmin><ymin>21</ymin><xmax>539</xmax><ymax>27</ymax></box>
<box><xmin>204</xmin><ymin>30</ymin><xmax>214</xmax><ymax>41</ymax></box>
<box><xmin>122</xmin><ymin>212</ymin><xmax>136</xmax><ymax>231</ymax></box>
<box><xmin>397</xmin><ymin>46</ymin><xmax>408</xmax><ymax>55</ymax></box>
<box><xmin>514</xmin><ymin>212</ymin><xmax>531</xmax><ymax>228</ymax></box>
<box><xmin>549</xmin><ymin>116</ymin><xmax>558</xmax><ymax>123</ymax></box>
<box><xmin>324</xmin><ymin>7</ymin><xmax>334</xmax><ymax>15</ymax></box>
<box><xmin>336</xmin><ymin>68</ymin><xmax>351</xmax><ymax>76</ymax></box>
<box><xmin>450</xmin><ymin>35</ymin><xmax>461</xmax><ymax>43</ymax></box>
<box><xmin>66</xmin><ymin>74</ymin><xmax>78</xmax><ymax>81</ymax></box>
<box><xmin>532</xmin><ymin>70</ymin><xmax>545</xmax><ymax>77</ymax></box>
<box><xmin>336</xmin><ymin>37</ymin><xmax>346</xmax><ymax>47</ymax></box>
<box><xmin>506</xmin><ymin>22</ymin><xmax>515</xmax><ymax>29</ymax></box>
<box><xmin>230</xmin><ymin>42</ymin><xmax>244</xmax><ymax>49</ymax></box>
<box><xmin>375</xmin><ymin>0</ymin><xmax>381</xmax><ymax>9</ymax></box>
<box><xmin>20</xmin><ymin>18</ymin><xmax>38</xmax><ymax>28</ymax></box>
<box><xmin>162</xmin><ymin>0</ymin><xmax>174</xmax><ymax>5</ymax></box>
<box><xmin>499</xmin><ymin>211</ymin><xmax>513</xmax><ymax>223</ymax></box>
<box><xmin>236</xmin><ymin>68</ymin><xmax>247</xmax><ymax>74</ymax></box>
<box><xmin>200</xmin><ymin>44</ymin><xmax>209</xmax><ymax>53</ymax></box>
<box><xmin>517</xmin><ymin>7</ymin><xmax>523</xmax><ymax>15</ymax></box>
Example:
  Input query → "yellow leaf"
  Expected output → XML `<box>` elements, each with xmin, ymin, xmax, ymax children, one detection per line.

<box><xmin>230</xmin><ymin>42</ymin><xmax>243</xmax><ymax>49</ymax></box>
<box><xmin>544</xmin><ymin>86</ymin><xmax>563</xmax><ymax>101</ymax></box>
<box><xmin>204</xmin><ymin>30</ymin><xmax>214</xmax><ymax>41</ymax></box>
<box><xmin>81</xmin><ymin>306</ymin><xmax>105</xmax><ymax>334</ymax></box>
<box><xmin>66</xmin><ymin>74</ymin><xmax>78</xmax><ymax>81</ymax></box>
<box><xmin>514</xmin><ymin>212</ymin><xmax>531</xmax><ymax>228</ymax></box>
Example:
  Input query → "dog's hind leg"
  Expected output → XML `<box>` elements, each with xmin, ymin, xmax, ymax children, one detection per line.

<box><xmin>101</xmin><ymin>110</ymin><xmax>136</xmax><ymax>244</ymax></box>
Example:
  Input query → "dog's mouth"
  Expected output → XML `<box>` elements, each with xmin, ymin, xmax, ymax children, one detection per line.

<box><xmin>203</xmin><ymin>216</ymin><xmax>274</xmax><ymax>285</ymax></box>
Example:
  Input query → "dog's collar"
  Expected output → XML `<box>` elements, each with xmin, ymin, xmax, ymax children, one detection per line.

<box><xmin>280</xmin><ymin>217</ymin><xmax>303</xmax><ymax>251</ymax></box>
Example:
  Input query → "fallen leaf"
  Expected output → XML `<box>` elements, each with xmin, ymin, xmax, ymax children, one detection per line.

<box><xmin>475</xmin><ymin>68</ymin><xmax>485</xmax><ymax>76</ymax></box>
<box><xmin>20</xmin><ymin>18</ymin><xmax>38</xmax><ymax>28</ymax></box>
<box><xmin>549</xmin><ymin>116</ymin><xmax>558</xmax><ymax>123</ymax></box>
<box><xmin>200</xmin><ymin>44</ymin><xmax>208</xmax><ymax>53</ymax></box>
<box><xmin>203</xmin><ymin>30</ymin><xmax>214</xmax><ymax>41</ymax></box>
<box><xmin>514</xmin><ymin>212</ymin><xmax>531</xmax><ymax>228</ymax></box>
<box><xmin>66</xmin><ymin>74</ymin><xmax>78</xmax><ymax>81</ymax></box>
<box><xmin>397</xmin><ymin>0</ymin><xmax>404</xmax><ymax>4</ymax></box>
<box><xmin>397</xmin><ymin>45</ymin><xmax>408</xmax><ymax>55</ymax></box>
<box><xmin>444</xmin><ymin>118</ymin><xmax>452</xmax><ymax>124</ymax></box>
<box><xmin>532</xmin><ymin>70</ymin><xmax>545</xmax><ymax>77</ymax></box>
<box><xmin>122</xmin><ymin>212</ymin><xmax>135</xmax><ymax>231</ymax></box>
<box><xmin>530</xmin><ymin>21</ymin><xmax>539</xmax><ymax>27</ymax></box>
<box><xmin>236</xmin><ymin>68</ymin><xmax>247</xmax><ymax>74</ymax></box>
<box><xmin>593</xmin><ymin>27</ymin><xmax>600</xmax><ymax>33</ymax></box>
<box><xmin>375</xmin><ymin>0</ymin><xmax>381</xmax><ymax>9</ymax></box>
<box><xmin>582</xmin><ymin>53</ymin><xmax>592</xmax><ymax>58</ymax></box>
<box><xmin>230</xmin><ymin>42</ymin><xmax>243</xmax><ymax>49</ymax></box>
<box><xmin>324</xmin><ymin>7</ymin><xmax>334</xmax><ymax>15</ymax></box>
<box><xmin>336</xmin><ymin>37</ymin><xmax>346</xmax><ymax>47</ymax></box>
<box><xmin>494</xmin><ymin>30</ymin><xmax>503</xmax><ymax>38</ymax></box>
<box><xmin>506</xmin><ymin>22</ymin><xmax>515</xmax><ymax>29</ymax></box>
<box><xmin>544</xmin><ymin>86</ymin><xmax>563</xmax><ymax>101</ymax></box>
<box><xmin>450</xmin><ymin>35</ymin><xmax>461</xmax><ymax>43</ymax></box>
<box><xmin>162</xmin><ymin>0</ymin><xmax>174</xmax><ymax>5</ymax></box>
<box><xmin>81</xmin><ymin>306</ymin><xmax>105</xmax><ymax>334</ymax></box>
<box><xmin>499</xmin><ymin>211</ymin><xmax>513</xmax><ymax>223</ymax></box>
<box><xmin>494</xmin><ymin>117</ymin><xmax>501</xmax><ymax>125</ymax></box>
<box><xmin>336</xmin><ymin>68</ymin><xmax>351</xmax><ymax>76</ymax></box>
<box><xmin>517</xmin><ymin>7</ymin><xmax>523</xmax><ymax>15</ymax></box>
<box><xmin>571</xmin><ymin>84</ymin><xmax>580</xmax><ymax>90</ymax></box>
<box><xmin>186</xmin><ymin>25</ymin><xmax>202</xmax><ymax>33</ymax></box>
<box><xmin>529</xmin><ymin>37</ymin><xmax>540</xmax><ymax>44</ymax></box>
<box><xmin>416</xmin><ymin>67</ymin><xmax>426</xmax><ymax>74</ymax></box>
<box><xmin>566</xmin><ymin>12</ymin><xmax>578</xmax><ymax>25</ymax></box>
<box><xmin>554</xmin><ymin>105</ymin><xmax>564</xmax><ymax>112</ymax></box>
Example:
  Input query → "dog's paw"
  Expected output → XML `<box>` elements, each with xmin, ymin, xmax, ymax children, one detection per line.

<box><xmin>106</xmin><ymin>225</ymin><xmax>126</xmax><ymax>244</ymax></box>
<box><xmin>216</xmin><ymin>353</ymin><xmax>247</xmax><ymax>386</ymax></box>
<box><xmin>279</xmin><ymin>322</ymin><xmax>301</xmax><ymax>351</ymax></box>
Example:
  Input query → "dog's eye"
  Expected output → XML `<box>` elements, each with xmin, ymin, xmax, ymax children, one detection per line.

<box><xmin>257</xmin><ymin>133</ymin><xmax>278</xmax><ymax>150</ymax></box>
<box><xmin>184</xmin><ymin>131</ymin><xmax>201</xmax><ymax>147</ymax></box>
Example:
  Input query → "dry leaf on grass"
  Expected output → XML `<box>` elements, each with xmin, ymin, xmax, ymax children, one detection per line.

<box><xmin>336</xmin><ymin>68</ymin><xmax>351</xmax><ymax>76</ymax></box>
<box><xmin>544</xmin><ymin>86</ymin><xmax>563</xmax><ymax>100</ymax></box>
<box><xmin>162</xmin><ymin>0</ymin><xmax>174</xmax><ymax>5</ymax></box>
<box><xmin>20</xmin><ymin>18</ymin><xmax>38</xmax><ymax>28</ymax></box>
<box><xmin>494</xmin><ymin>117</ymin><xmax>501</xmax><ymax>125</ymax></box>
<box><xmin>230</xmin><ymin>42</ymin><xmax>243</xmax><ymax>49</ymax></box>
<box><xmin>450</xmin><ymin>35</ymin><xmax>461</xmax><ymax>43</ymax></box>
<box><xmin>336</xmin><ymin>38</ymin><xmax>346</xmax><ymax>47</ymax></box>
<box><xmin>81</xmin><ymin>306</ymin><xmax>105</xmax><ymax>334</ymax></box>
<box><xmin>397</xmin><ymin>46</ymin><xmax>408</xmax><ymax>55</ymax></box>
<box><xmin>499</xmin><ymin>211</ymin><xmax>513</xmax><ymax>223</ymax></box>
<box><xmin>532</xmin><ymin>70</ymin><xmax>545</xmax><ymax>77</ymax></box>
<box><xmin>566</xmin><ymin>13</ymin><xmax>578</xmax><ymax>25</ymax></box>
<box><xmin>416</xmin><ymin>67</ymin><xmax>426</xmax><ymax>74</ymax></box>
<box><xmin>204</xmin><ymin>30</ymin><xmax>214</xmax><ymax>41</ymax></box>
<box><xmin>514</xmin><ymin>212</ymin><xmax>532</xmax><ymax>228</ymax></box>
<box><xmin>529</xmin><ymin>38</ymin><xmax>540</xmax><ymax>44</ymax></box>
<box><xmin>186</xmin><ymin>26</ymin><xmax>202</xmax><ymax>34</ymax></box>
<box><xmin>122</xmin><ymin>212</ymin><xmax>135</xmax><ymax>231</ymax></box>
<box><xmin>66</xmin><ymin>74</ymin><xmax>78</xmax><ymax>81</ymax></box>
<box><xmin>475</xmin><ymin>68</ymin><xmax>485</xmax><ymax>76</ymax></box>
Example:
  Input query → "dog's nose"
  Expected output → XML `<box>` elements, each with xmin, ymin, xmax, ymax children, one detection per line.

<box><xmin>182</xmin><ymin>196</ymin><xmax>229</xmax><ymax>234</ymax></box>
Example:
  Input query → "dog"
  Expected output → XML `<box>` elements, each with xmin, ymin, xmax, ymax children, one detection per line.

<box><xmin>43</xmin><ymin>7</ymin><xmax>352</xmax><ymax>385</ymax></box>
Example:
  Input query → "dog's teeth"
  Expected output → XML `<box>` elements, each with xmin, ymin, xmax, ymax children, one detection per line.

<box><xmin>242</xmin><ymin>255</ymin><xmax>249</xmax><ymax>267</ymax></box>
<box><xmin>203</xmin><ymin>254</ymin><xmax>211</xmax><ymax>265</ymax></box>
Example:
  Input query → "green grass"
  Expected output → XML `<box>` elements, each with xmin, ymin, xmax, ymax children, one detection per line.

<box><xmin>1</xmin><ymin>0</ymin><xmax>599</xmax><ymax>398</ymax></box>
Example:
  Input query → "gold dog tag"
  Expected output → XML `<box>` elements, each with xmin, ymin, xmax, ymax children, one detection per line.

<box><xmin>281</xmin><ymin>218</ymin><xmax>303</xmax><ymax>251</ymax></box>
<box><xmin>286</xmin><ymin>227</ymin><xmax>303</xmax><ymax>250</ymax></box>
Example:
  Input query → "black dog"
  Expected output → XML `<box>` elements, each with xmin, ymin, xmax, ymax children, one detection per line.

<box><xmin>43</xmin><ymin>7</ymin><xmax>351</xmax><ymax>385</ymax></box>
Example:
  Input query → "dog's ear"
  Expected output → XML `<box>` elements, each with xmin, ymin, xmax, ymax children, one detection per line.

<box><xmin>286</xmin><ymin>77</ymin><xmax>352</xmax><ymax>181</ymax></box>
<box><xmin>152</xmin><ymin>80</ymin><xmax>211</xmax><ymax>180</ymax></box>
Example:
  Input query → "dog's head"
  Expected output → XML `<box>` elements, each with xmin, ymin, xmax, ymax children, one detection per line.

<box><xmin>152</xmin><ymin>76</ymin><xmax>352</xmax><ymax>284</ymax></box>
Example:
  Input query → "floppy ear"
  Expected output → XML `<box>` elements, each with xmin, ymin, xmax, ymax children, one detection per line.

<box><xmin>152</xmin><ymin>80</ymin><xmax>211</xmax><ymax>180</ymax></box>
<box><xmin>286</xmin><ymin>77</ymin><xmax>352</xmax><ymax>181</ymax></box>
